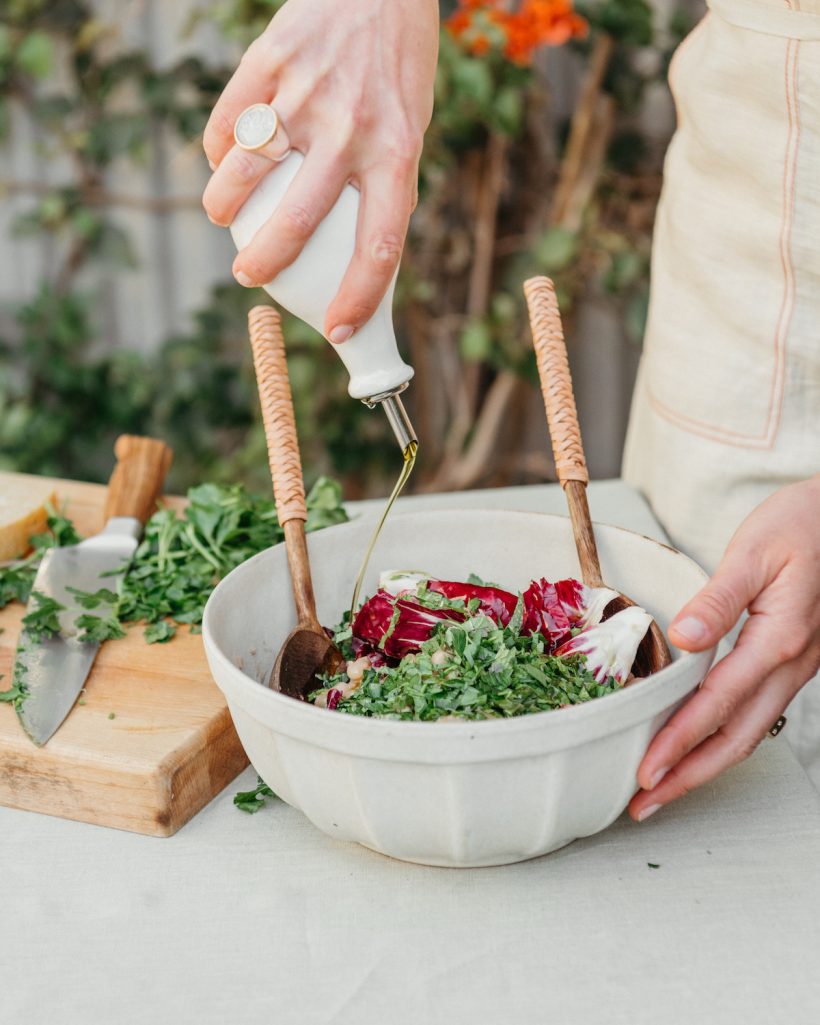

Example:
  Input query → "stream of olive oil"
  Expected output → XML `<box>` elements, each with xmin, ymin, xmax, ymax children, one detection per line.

<box><xmin>350</xmin><ymin>440</ymin><xmax>418</xmax><ymax>617</ymax></box>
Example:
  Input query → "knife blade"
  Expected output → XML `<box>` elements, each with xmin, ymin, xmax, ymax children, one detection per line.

<box><xmin>14</xmin><ymin>435</ymin><xmax>172</xmax><ymax>746</ymax></box>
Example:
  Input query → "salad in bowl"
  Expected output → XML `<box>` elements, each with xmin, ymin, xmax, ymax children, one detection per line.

<box><xmin>312</xmin><ymin>571</ymin><xmax>653</xmax><ymax>721</ymax></box>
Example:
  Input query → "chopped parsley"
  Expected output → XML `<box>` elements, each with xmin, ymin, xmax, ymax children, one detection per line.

<box><xmin>144</xmin><ymin>620</ymin><xmax>176</xmax><ymax>644</ymax></box>
<box><xmin>75</xmin><ymin>613</ymin><xmax>126</xmax><ymax>645</ymax></box>
<box><xmin>233</xmin><ymin>777</ymin><xmax>278</xmax><ymax>813</ymax></box>
<box><xmin>0</xmin><ymin>673</ymin><xmax>25</xmax><ymax>705</ymax></box>
<box><xmin>0</xmin><ymin>478</ymin><xmax>347</xmax><ymax>645</ymax></box>
<box><xmin>21</xmin><ymin>592</ymin><xmax>65</xmax><ymax>643</ymax></box>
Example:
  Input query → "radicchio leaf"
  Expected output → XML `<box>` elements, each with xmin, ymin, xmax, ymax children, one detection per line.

<box><xmin>522</xmin><ymin>577</ymin><xmax>619</xmax><ymax>649</ymax></box>
<box><xmin>426</xmin><ymin>579</ymin><xmax>519</xmax><ymax>626</ymax></box>
<box><xmin>554</xmin><ymin>606</ymin><xmax>653</xmax><ymax>683</ymax></box>
<box><xmin>352</xmin><ymin>590</ymin><xmax>465</xmax><ymax>660</ymax></box>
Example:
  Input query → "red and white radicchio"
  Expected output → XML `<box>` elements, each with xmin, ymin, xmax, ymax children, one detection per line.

<box><xmin>554</xmin><ymin>606</ymin><xmax>653</xmax><ymax>684</ymax></box>
<box><xmin>352</xmin><ymin>591</ymin><xmax>465</xmax><ymax>660</ymax></box>
<box><xmin>521</xmin><ymin>577</ymin><xmax>619</xmax><ymax>649</ymax></box>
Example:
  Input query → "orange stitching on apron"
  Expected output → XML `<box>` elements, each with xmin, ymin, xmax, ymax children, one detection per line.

<box><xmin>647</xmin><ymin>34</ymin><xmax>800</xmax><ymax>450</ymax></box>
<box><xmin>766</xmin><ymin>35</ymin><xmax>799</xmax><ymax>443</ymax></box>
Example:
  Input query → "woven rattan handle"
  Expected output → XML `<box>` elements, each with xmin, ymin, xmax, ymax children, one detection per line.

<box><xmin>524</xmin><ymin>276</ymin><xmax>606</xmax><ymax>587</ymax></box>
<box><xmin>248</xmin><ymin>306</ymin><xmax>307</xmax><ymax>526</ymax></box>
<box><xmin>523</xmin><ymin>276</ymin><xmax>588</xmax><ymax>486</ymax></box>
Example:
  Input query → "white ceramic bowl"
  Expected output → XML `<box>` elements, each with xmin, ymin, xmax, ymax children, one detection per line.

<box><xmin>203</xmin><ymin>510</ymin><xmax>715</xmax><ymax>867</ymax></box>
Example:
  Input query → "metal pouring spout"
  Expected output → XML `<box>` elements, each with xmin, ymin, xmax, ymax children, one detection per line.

<box><xmin>365</xmin><ymin>386</ymin><xmax>418</xmax><ymax>453</ymax></box>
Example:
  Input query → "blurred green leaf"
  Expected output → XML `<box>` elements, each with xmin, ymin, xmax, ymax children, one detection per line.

<box><xmin>604</xmin><ymin>250</ymin><xmax>644</xmax><ymax>293</ymax></box>
<box><xmin>460</xmin><ymin>319</ymin><xmax>492</xmax><ymax>362</ymax></box>
<box><xmin>582</xmin><ymin>0</ymin><xmax>653</xmax><ymax>46</ymax></box>
<box><xmin>0</xmin><ymin>25</ymin><xmax>13</xmax><ymax>66</ymax></box>
<box><xmin>452</xmin><ymin>55</ymin><xmax>494</xmax><ymax>108</ymax></box>
<box><xmin>493</xmin><ymin>85</ymin><xmax>524</xmax><ymax>136</ymax></box>
<box><xmin>534</xmin><ymin>228</ymin><xmax>578</xmax><ymax>272</ymax></box>
<box><xmin>16</xmin><ymin>30</ymin><xmax>54</xmax><ymax>78</ymax></box>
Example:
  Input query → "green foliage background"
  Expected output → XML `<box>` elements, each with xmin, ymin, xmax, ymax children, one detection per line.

<box><xmin>0</xmin><ymin>0</ymin><xmax>696</xmax><ymax>495</ymax></box>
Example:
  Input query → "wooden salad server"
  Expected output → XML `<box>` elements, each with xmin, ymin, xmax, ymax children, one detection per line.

<box><xmin>248</xmin><ymin>306</ymin><xmax>344</xmax><ymax>700</ymax></box>
<box><xmin>524</xmin><ymin>276</ymin><xmax>672</xmax><ymax>678</ymax></box>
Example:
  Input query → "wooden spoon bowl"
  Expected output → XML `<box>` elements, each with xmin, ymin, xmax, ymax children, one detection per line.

<box><xmin>524</xmin><ymin>277</ymin><xmax>672</xmax><ymax>677</ymax></box>
<box><xmin>248</xmin><ymin>306</ymin><xmax>343</xmax><ymax>700</ymax></box>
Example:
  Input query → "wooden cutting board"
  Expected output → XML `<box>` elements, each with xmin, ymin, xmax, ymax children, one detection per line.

<box><xmin>0</xmin><ymin>472</ymin><xmax>249</xmax><ymax>836</ymax></box>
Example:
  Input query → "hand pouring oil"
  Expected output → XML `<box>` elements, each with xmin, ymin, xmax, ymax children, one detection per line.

<box><xmin>227</xmin><ymin>149</ymin><xmax>419</xmax><ymax>614</ymax></box>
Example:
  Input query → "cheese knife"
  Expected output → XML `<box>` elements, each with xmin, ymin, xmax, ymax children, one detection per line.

<box><xmin>14</xmin><ymin>435</ymin><xmax>172</xmax><ymax>746</ymax></box>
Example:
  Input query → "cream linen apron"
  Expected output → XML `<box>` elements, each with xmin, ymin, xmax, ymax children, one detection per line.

<box><xmin>623</xmin><ymin>0</ymin><xmax>820</xmax><ymax>784</ymax></box>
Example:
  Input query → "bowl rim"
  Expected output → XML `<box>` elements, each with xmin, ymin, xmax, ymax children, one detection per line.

<box><xmin>202</xmin><ymin>508</ymin><xmax>716</xmax><ymax>756</ymax></box>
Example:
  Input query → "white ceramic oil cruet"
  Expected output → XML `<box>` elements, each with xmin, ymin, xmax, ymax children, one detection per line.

<box><xmin>229</xmin><ymin>150</ymin><xmax>417</xmax><ymax>452</ymax></box>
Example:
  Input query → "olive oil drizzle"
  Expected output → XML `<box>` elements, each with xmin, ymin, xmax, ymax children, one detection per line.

<box><xmin>350</xmin><ymin>440</ymin><xmax>418</xmax><ymax>617</ymax></box>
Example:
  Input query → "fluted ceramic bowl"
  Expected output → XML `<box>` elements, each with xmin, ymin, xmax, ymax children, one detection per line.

<box><xmin>203</xmin><ymin>510</ymin><xmax>715</xmax><ymax>867</ymax></box>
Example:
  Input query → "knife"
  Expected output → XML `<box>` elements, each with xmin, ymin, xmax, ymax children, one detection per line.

<box><xmin>14</xmin><ymin>435</ymin><xmax>173</xmax><ymax>746</ymax></box>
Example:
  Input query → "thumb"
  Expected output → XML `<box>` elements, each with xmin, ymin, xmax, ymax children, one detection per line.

<box><xmin>669</xmin><ymin>555</ymin><xmax>762</xmax><ymax>651</ymax></box>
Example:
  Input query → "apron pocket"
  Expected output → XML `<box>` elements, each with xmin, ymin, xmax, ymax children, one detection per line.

<box><xmin>644</xmin><ymin>10</ymin><xmax>797</xmax><ymax>448</ymax></box>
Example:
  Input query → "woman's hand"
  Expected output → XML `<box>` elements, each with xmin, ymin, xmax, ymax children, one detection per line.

<box><xmin>630</xmin><ymin>476</ymin><xmax>820</xmax><ymax>821</ymax></box>
<box><xmin>202</xmin><ymin>0</ymin><xmax>439</xmax><ymax>342</ymax></box>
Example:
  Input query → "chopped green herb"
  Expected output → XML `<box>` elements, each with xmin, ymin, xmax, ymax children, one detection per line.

<box><xmin>75</xmin><ymin>614</ymin><xmax>126</xmax><ymax>644</ymax></box>
<box><xmin>233</xmin><ymin>776</ymin><xmax>278</xmax><ymax>813</ymax></box>
<box><xmin>0</xmin><ymin>561</ymin><xmax>36</xmax><ymax>611</ymax></box>
<box><xmin>0</xmin><ymin>674</ymin><xmax>24</xmax><ymax>704</ymax></box>
<box><xmin>22</xmin><ymin>592</ymin><xmax>65</xmax><ymax>642</ymax></box>
<box><xmin>0</xmin><ymin>659</ymin><xmax>30</xmax><ymax>709</ymax></box>
<box><xmin>648</xmin><ymin>862</ymin><xmax>660</xmax><ymax>869</ymax></box>
<box><xmin>114</xmin><ymin>477</ymin><xmax>346</xmax><ymax>636</ymax></box>
<box><xmin>65</xmin><ymin>586</ymin><xmax>120</xmax><ymax>609</ymax></box>
<box><xmin>466</xmin><ymin>571</ymin><xmax>501</xmax><ymax>588</ymax></box>
<box><xmin>34</xmin><ymin>506</ymin><xmax>82</xmax><ymax>550</ymax></box>
<box><xmin>0</xmin><ymin>478</ymin><xmax>348</xmax><ymax>647</ymax></box>
<box><xmin>144</xmin><ymin>620</ymin><xmax>176</xmax><ymax>644</ymax></box>
<box><xmin>108</xmin><ymin>712</ymin><xmax>116</xmax><ymax>720</ymax></box>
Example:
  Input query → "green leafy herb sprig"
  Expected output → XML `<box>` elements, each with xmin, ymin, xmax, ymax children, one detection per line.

<box><xmin>20</xmin><ymin>591</ymin><xmax>66</xmax><ymax>642</ymax></box>
<box><xmin>316</xmin><ymin>588</ymin><xmax>621</xmax><ymax>722</ymax></box>
<box><xmin>233</xmin><ymin>777</ymin><xmax>278</xmax><ymax>814</ymax></box>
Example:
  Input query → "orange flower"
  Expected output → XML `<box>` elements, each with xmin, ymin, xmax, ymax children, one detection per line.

<box><xmin>445</xmin><ymin>0</ymin><xmax>588</xmax><ymax>64</ymax></box>
<box><xmin>447</xmin><ymin>10</ymin><xmax>472</xmax><ymax>37</ymax></box>
<box><xmin>471</xmin><ymin>33</ymin><xmax>492</xmax><ymax>56</ymax></box>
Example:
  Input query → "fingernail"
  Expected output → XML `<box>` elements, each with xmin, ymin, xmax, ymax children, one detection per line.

<box><xmin>637</xmin><ymin>803</ymin><xmax>662</xmax><ymax>823</ymax></box>
<box><xmin>649</xmin><ymin>766</ymin><xmax>669</xmax><ymax>790</ymax></box>
<box><xmin>329</xmin><ymin>325</ymin><xmax>354</xmax><ymax>344</ymax></box>
<box><xmin>671</xmin><ymin>616</ymin><xmax>707</xmax><ymax>643</ymax></box>
<box><xmin>208</xmin><ymin>159</ymin><xmax>216</xmax><ymax>171</ymax></box>
<box><xmin>234</xmin><ymin>270</ymin><xmax>255</xmax><ymax>287</ymax></box>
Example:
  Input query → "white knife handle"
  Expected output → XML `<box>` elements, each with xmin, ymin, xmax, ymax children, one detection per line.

<box><xmin>230</xmin><ymin>151</ymin><xmax>414</xmax><ymax>402</ymax></box>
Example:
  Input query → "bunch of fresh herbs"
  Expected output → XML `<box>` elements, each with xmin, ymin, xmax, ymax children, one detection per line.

<box><xmin>0</xmin><ymin>477</ymin><xmax>348</xmax><ymax>647</ymax></box>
